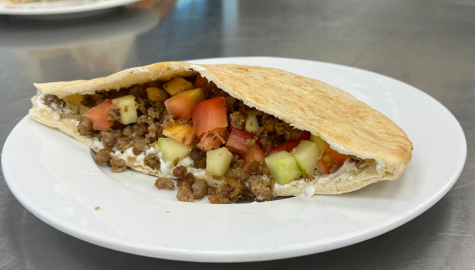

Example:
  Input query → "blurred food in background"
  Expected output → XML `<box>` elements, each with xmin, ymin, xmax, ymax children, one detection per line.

<box><xmin>129</xmin><ymin>0</ymin><xmax>176</xmax><ymax>17</ymax></box>
<box><xmin>1</xmin><ymin>0</ymin><xmax>110</xmax><ymax>8</ymax></box>
<box><xmin>0</xmin><ymin>1</ymin><xmax>180</xmax><ymax>81</ymax></box>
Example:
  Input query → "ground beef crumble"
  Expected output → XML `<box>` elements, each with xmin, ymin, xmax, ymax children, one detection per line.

<box><xmin>43</xmin><ymin>94</ymin><xmax>65</xmax><ymax>109</ymax></box>
<box><xmin>229</xmin><ymin>111</ymin><xmax>246</xmax><ymax>129</ymax></box>
<box><xmin>94</xmin><ymin>147</ymin><xmax>112</xmax><ymax>164</ymax></box>
<box><xmin>78</xmin><ymin>116</ymin><xmax>94</xmax><ymax>136</ymax></box>
<box><xmin>208</xmin><ymin>178</ymin><xmax>253</xmax><ymax>204</ymax></box>
<box><xmin>173</xmin><ymin>165</ymin><xmax>188</xmax><ymax>178</ymax></box>
<box><xmin>107</xmin><ymin>104</ymin><xmax>120</xmax><ymax>122</ymax></box>
<box><xmin>177</xmin><ymin>182</ymin><xmax>194</xmax><ymax>202</ymax></box>
<box><xmin>100</xmin><ymin>129</ymin><xmax>122</xmax><ymax>148</ymax></box>
<box><xmin>144</xmin><ymin>153</ymin><xmax>160</xmax><ymax>170</ymax></box>
<box><xmin>177</xmin><ymin>173</ymin><xmax>195</xmax><ymax>188</ymax></box>
<box><xmin>192</xmin><ymin>179</ymin><xmax>208</xmax><ymax>200</ymax></box>
<box><xmin>244</xmin><ymin>161</ymin><xmax>270</xmax><ymax>176</ymax></box>
<box><xmin>191</xmin><ymin>149</ymin><xmax>206</xmax><ymax>169</ymax></box>
<box><xmin>155</xmin><ymin>177</ymin><xmax>175</xmax><ymax>190</ymax></box>
<box><xmin>249</xmin><ymin>175</ymin><xmax>274</xmax><ymax>201</ymax></box>
<box><xmin>110</xmin><ymin>159</ymin><xmax>127</xmax><ymax>172</ymax></box>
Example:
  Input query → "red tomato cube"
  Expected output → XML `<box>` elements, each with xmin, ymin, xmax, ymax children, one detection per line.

<box><xmin>84</xmin><ymin>99</ymin><xmax>114</xmax><ymax>131</ymax></box>
<box><xmin>192</xmin><ymin>97</ymin><xmax>228</xmax><ymax>135</ymax></box>
<box><xmin>165</xmin><ymin>88</ymin><xmax>205</xmax><ymax>120</ymax></box>
<box><xmin>226</xmin><ymin>128</ymin><xmax>257</xmax><ymax>158</ymax></box>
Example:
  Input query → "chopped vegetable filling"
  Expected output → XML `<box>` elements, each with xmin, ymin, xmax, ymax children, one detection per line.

<box><xmin>41</xmin><ymin>75</ymin><xmax>362</xmax><ymax>203</ymax></box>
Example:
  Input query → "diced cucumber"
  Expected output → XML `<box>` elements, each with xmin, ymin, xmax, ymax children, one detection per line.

<box><xmin>291</xmin><ymin>140</ymin><xmax>320</xmax><ymax>175</ymax></box>
<box><xmin>112</xmin><ymin>95</ymin><xmax>138</xmax><ymax>125</ymax></box>
<box><xmin>265</xmin><ymin>151</ymin><xmax>301</xmax><ymax>185</ymax></box>
<box><xmin>206</xmin><ymin>147</ymin><xmax>233</xmax><ymax>177</ymax></box>
<box><xmin>163</xmin><ymin>77</ymin><xmax>193</xmax><ymax>96</ymax></box>
<box><xmin>245</xmin><ymin>115</ymin><xmax>259</xmax><ymax>134</ymax></box>
<box><xmin>310</xmin><ymin>134</ymin><xmax>329</xmax><ymax>154</ymax></box>
<box><xmin>158</xmin><ymin>138</ymin><xmax>191</xmax><ymax>162</ymax></box>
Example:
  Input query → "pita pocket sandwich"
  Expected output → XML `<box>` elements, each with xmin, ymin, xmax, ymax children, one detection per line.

<box><xmin>29</xmin><ymin>61</ymin><xmax>413</xmax><ymax>203</ymax></box>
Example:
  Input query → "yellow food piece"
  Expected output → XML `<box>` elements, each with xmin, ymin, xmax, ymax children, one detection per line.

<box><xmin>112</xmin><ymin>95</ymin><xmax>138</xmax><ymax>124</ymax></box>
<box><xmin>163</xmin><ymin>77</ymin><xmax>193</xmax><ymax>96</ymax></box>
<box><xmin>91</xmin><ymin>94</ymin><xmax>104</xmax><ymax>101</ymax></box>
<box><xmin>163</xmin><ymin>123</ymin><xmax>195</xmax><ymax>145</ymax></box>
<box><xmin>65</xmin><ymin>94</ymin><xmax>84</xmax><ymax>106</ymax></box>
<box><xmin>146</xmin><ymin>87</ymin><xmax>169</xmax><ymax>102</ymax></box>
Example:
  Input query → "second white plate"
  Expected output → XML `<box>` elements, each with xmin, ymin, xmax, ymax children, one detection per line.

<box><xmin>2</xmin><ymin>57</ymin><xmax>466</xmax><ymax>262</ymax></box>
<box><xmin>0</xmin><ymin>0</ymin><xmax>139</xmax><ymax>16</ymax></box>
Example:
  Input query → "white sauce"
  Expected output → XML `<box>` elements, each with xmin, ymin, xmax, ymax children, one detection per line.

<box><xmin>112</xmin><ymin>145</ymin><xmax>193</xmax><ymax>175</ymax></box>
<box><xmin>36</xmin><ymin>94</ymin><xmax>61</xmax><ymax>120</ymax></box>
<box><xmin>35</xmin><ymin>94</ymin><xmax>74</xmax><ymax>121</ymax></box>
<box><xmin>123</xmin><ymin>147</ymin><xmax>135</xmax><ymax>157</ymax></box>
<box><xmin>93</xmin><ymin>138</ymin><xmax>104</xmax><ymax>150</ymax></box>
<box><xmin>158</xmin><ymin>151</ymin><xmax>193</xmax><ymax>174</ymax></box>
<box><xmin>302</xmin><ymin>186</ymin><xmax>316</xmax><ymax>197</ymax></box>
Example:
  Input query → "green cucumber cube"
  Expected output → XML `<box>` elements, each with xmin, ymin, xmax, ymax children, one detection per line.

<box><xmin>112</xmin><ymin>95</ymin><xmax>138</xmax><ymax>125</ymax></box>
<box><xmin>206</xmin><ymin>147</ymin><xmax>233</xmax><ymax>177</ymax></box>
<box><xmin>291</xmin><ymin>140</ymin><xmax>320</xmax><ymax>175</ymax></box>
<box><xmin>157</xmin><ymin>138</ymin><xmax>191</xmax><ymax>162</ymax></box>
<box><xmin>310</xmin><ymin>134</ymin><xmax>329</xmax><ymax>154</ymax></box>
<box><xmin>245</xmin><ymin>115</ymin><xmax>259</xmax><ymax>134</ymax></box>
<box><xmin>265</xmin><ymin>151</ymin><xmax>301</xmax><ymax>185</ymax></box>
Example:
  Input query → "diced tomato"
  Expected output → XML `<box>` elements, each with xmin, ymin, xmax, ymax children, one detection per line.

<box><xmin>300</xmin><ymin>131</ymin><xmax>311</xmax><ymax>141</ymax></box>
<box><xmin>244</xmin><ymin>144</ymin><xmax>266</xmax><ymax>165</ymax></box>
<box><xmin>226</xmin><ymin>128</ymin><xmax>258</xmax><ymax>157</ymax></box>
<box><xmin>192</xmin><ymin>97</ymin><xmax>228</xmax><ymax>135</ymax></box>
<box><xmin>267</xmin><ymin>131</ymin><xmax>311</xmax><ymax>155</ymax></box>
<box><xmin>267</xmin><ymin>139</ymin><xmax>301</xmax><ymax>155</ymax></box>
<box><xmin>84</xmin><ymin>99</ymin><xmax>114</xmax><ymax>131</ymax></box>
<box><xmin>284</xmin><ymin>139</ymin><xmax>301</xmax><ymax>150</ymax></box>
<box><xmin>267</xmin><ymin>144</ymin><xmax>288</xmax><ymax>156</ymax></box>
<box><xmin>165</xmin><ymin>88</ymin><xmax>205</xmax><ymax>120</ymax></box>
<box><xmin>194</xmin><ymin>74</ymin><xmax>208</xmax><ymax>88</ymax></box>
<box><xmin>197</xmin><ymin>128</ymin><xmax>228</xmax><ymax>152</ymax></box>
<box><xmin>316</xmin><ymin>146</ymin><xmax>350</xmax><ymax>174</ymax></box>
<box><xmin>184</xmin><ymin>127</ymin><xmax>197</xmax><ymax>146</ymax></box>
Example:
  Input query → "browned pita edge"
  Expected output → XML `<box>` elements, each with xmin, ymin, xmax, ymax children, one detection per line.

<box><xmin>29</xmin><ymin>61</ymin><xmax>413</xmax><ymax>197</ymax></box>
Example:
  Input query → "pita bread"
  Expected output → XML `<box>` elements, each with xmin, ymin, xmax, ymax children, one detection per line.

<box><xmin>29</xmin><ymin>61</ymin><xmax>412</xmax><ymax>197</ymax></box>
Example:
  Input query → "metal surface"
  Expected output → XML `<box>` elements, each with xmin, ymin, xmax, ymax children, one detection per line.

<box><xmin>0</xmin><ymin>0</ymin><xmax>473</xmax><ymax>269</ymax></box>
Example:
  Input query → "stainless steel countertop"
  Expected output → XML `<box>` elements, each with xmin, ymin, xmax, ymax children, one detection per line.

<box><xmin>1</xmin><ymin>0</ymin><xmax>474</xmax><ymax>269</ymax></box>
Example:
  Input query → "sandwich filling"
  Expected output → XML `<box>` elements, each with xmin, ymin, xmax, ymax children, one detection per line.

<box><xmin>36</xmin><ymin>74</ymin><xmax>370</xmax><ymax>203</ymax></box>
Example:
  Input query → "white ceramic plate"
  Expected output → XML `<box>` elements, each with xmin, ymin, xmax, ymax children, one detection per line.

<box><xmin>2</xmin><ymin>57</ymin><xmax>466</xmax><ymax>262</ymax></box>
<box><xmin>0</xmin><ymin>0</ymin><xmax>139</xmax><ymax>16</ymax></box>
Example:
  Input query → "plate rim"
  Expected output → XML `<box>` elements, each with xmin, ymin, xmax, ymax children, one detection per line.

<box><xmin>1</xmin><ymin>57</ymin><xmax>467</xmax><ymax>262</ymax></box>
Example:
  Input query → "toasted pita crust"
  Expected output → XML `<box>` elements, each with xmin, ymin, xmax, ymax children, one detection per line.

<box><xmin>30</xmin><ymin>61</ymin><xmax>412</xmax><ymax>196</ymax></box>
